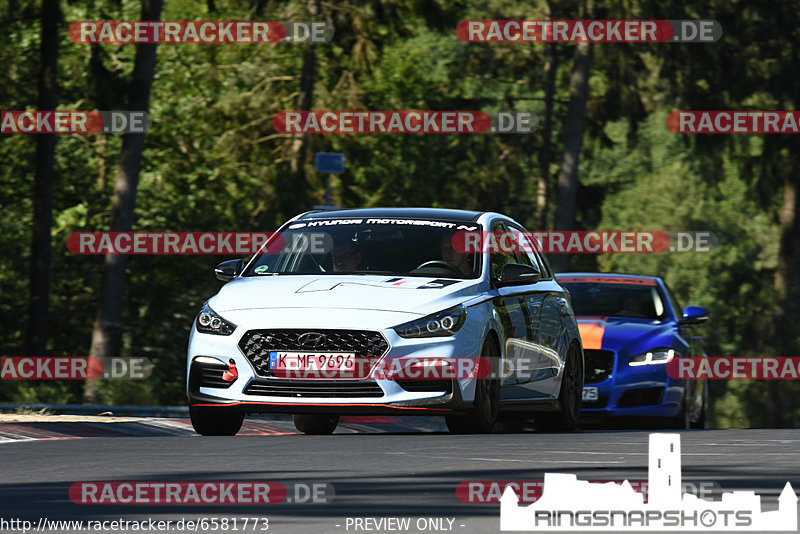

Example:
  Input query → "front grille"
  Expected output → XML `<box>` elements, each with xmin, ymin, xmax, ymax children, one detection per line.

<box><xmin>238</xmin><ymin>329</ymin><xmax>390</xmax><ymax>379</ymax></box>
<box><xmin>189</xmin><ymin>359</ymin><xmax>233</xmax><ymax>389</ymax></box>
<box><xmin>584</xmin><ymin>349</ymin><xmax>615</xmax><ymax>384</ymax></box>
<box><xmin>396</xmin><ymin>379</ymin><xmax>453</xmax><ymax>394</ymax></box>
<box><xmin>617</xmin><ymin>387</ymin><xmax>664</xmax><ymax>407</ymax></box>
<box><xmin>244</xmin><ymin>380</ymin><xmax>384</xmax><ymax>398</ymax></box>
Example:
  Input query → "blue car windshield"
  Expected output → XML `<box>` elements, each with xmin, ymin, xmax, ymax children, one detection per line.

<box><xmin>560</xmin><ymin>281</ymin><xmax>667</xmax><ymax>320</ymax></box>
<box><xmin>243</xmin><ymin>217</ymin><xmax>482</xmax><ymax>279</ymax></box>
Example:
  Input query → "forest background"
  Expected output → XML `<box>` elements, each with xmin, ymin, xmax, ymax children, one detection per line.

<box><xmin>2</xmin><ymin>0</ymin><xmax>799</xmax><ymax>428</ymax></box>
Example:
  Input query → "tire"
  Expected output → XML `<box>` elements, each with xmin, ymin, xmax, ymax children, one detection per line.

<box><xmin>190</xmin><ymin>406</ymin><xmax>244</xmax><ymax>436</ymax></box>
<box><xmin>536</xmin><ymin>343</ymin><xmax>583</xmax><ymax>432</ymax></box>
<box><xmin>446</xmin><ymin>338</ymin><xmax>500</xmax><ymax>434</ymax></box>
<box><xmin>293</xmin><ymin>414</ymin><xmax>340</xmax><ymax>435</ymax></box>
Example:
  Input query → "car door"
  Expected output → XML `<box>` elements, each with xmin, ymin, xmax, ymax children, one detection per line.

<box><xmin>510</xmin><ymin>224</ymin><xmax>566</xmax><ymax>398</ymax></box>
<box><xmin>491</xmin><ymin>221</ymin><xmax>555</xmax><ymax>401</ymax></box>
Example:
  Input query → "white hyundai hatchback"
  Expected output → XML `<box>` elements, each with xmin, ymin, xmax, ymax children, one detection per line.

<box><xmin>187</xmin><ymin>208</ymin><xmax>583</xmax><ymax>435</ymax></box>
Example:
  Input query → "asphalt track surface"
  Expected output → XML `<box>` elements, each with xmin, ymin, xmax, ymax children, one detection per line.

<box><xmin>0</xmin><ymin>416</ymin><xmax>798</xmax><ymax>534</ymax></box>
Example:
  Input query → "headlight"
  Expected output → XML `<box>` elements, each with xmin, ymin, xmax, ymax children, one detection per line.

<box><xmin>195</xmin><ymin>303</ymin><xmax>237</xmax><ymax>336</ymax></box>
<box><xmin>394</xmin><ymin>305</ymin><xmax>466</xmax><ymax>338</ymax></box>
<box><xmin>629</xmin><ymin>348</ymin><xmax>675</xmax><ymax>366</ymax></box>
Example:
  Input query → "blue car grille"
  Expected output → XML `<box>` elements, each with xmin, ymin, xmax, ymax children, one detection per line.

<box><xmin>584</xmin><ymin>349</ymin><xmax>615</xmax><ymax>384</ymax></box>
<box><xmin>616</xmin><ymin>387</ymin><xmax>664</xmax><ymax>407</ymax></box>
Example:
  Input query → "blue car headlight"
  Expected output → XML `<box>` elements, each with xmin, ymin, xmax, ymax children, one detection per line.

<box><xmin>629</xmin><ymin>348</ymin><xmax>675</xmax><ymax>366</ymax></box>
<box><xmin>394</xmin><ymin>305</ymin><xmax>466</xmax><ymax>338</ymax></box>
<box><xmin>195</xmin><ymin>303</ymin><xmax>237</xmax><ymax>336</ymax></box>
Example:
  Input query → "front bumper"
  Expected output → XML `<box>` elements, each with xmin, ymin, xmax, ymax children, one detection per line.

<box><xmin>581</xmin><ymin>349</ymin><xmax>684</xmax><ymax>418</ymax></box>
<box><xmin>186</xmin><ymin>307</ymin><xmax>484</xmax><ymax>414</ymax></box>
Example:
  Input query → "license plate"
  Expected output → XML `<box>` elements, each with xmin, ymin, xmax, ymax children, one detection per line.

<box><xmin>269</xmin><ymin>351</ymin><xmax>356</xmax><ymax>377</ymax></box>
<box><xmin>582</xmin><ymin>386</ymin><xmax>599</xmax><ymax>401</ymax></box>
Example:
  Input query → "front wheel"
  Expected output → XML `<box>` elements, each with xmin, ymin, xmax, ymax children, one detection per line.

<box><xmin>536</xmin><ymin>343</ymin><xmax>583</xmax><ymax>432</ymax></box>
<box><xmin>190</xmin><ymin>406</ymin><xmax>244</xmax><ymax>436</ymax></box>
<box><xmin>446</xmin><ymin>338</ymin><xmax>500</xmax><ymax>434</ymax></box>
<box><xmin>293</xmin><ymin>414</ymin><xmax>340</xmax><ymax>435</ymax></box>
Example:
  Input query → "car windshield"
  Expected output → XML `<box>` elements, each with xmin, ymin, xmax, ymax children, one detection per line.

<box><xmin>243</xmin><ymin>217</ymin><xmax>482</xmax><ymax>278</ymax></box>
<box><xmin>559</xmin><ymin>280</ymin><xmax>667</xmax><ymax>320</ymax></box>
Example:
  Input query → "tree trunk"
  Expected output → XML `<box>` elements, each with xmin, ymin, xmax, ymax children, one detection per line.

<box><xmin>277</xmin><ymin>0</ymin><xmax>320</xmax><ymax>216</ymax></box>
<box><xmin>549</xmin><ymin>0</ymin><xmax>593</xmax><ymax>272</ymax></box>
<box><xmin>774</xmin><ymin>154</ymin><xmax>799</xmax><ymax>314</ymax></box>
<box><xmin>769</xmin><ymin>146</ymin><xmax>800</xmax><ymax>427</ymax></box>
<box><xmin>26</xmin><ymin>0</ymin><xmax>61</xmax><ymax>356</ymax></box>
<box><xmin>84</xmin><ymin>0</ymin><xmax>163</xmax><ymax>402</ymax></box>
<box><xmin>536</xmin><ymin>0</ymin><xmax>557</xmax><ymax>231</ymax></box>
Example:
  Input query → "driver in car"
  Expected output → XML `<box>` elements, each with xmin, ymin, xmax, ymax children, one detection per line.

<box><xmin>440</xmin><ymin>233</ymin><xmax>473</xmax><ymax>276</ymax></box>
<box><xmin>331</xmin><ymin>239</ymin><xmax>363</xmax><ymax>272</ymax></box>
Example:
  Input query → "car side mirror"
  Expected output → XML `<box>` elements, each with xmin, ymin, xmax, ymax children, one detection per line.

<box><xmin>495</xmin><ymin>263</ymin><xmax>540</xmax><ymax>288</ymax></box>
<box><xmin>679</xmin><ymin>305</ymin><xmax>708</xmax><ymax>325</ymax></box>
<box><xmin>215</xmin><ymin>259</ymin><xmax>243</xmax><ymax>282</ymax></box>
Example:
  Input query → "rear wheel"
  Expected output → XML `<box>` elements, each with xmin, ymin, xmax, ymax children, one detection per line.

<box><xmin>536</xmin><ymin>343</ymin><xmax>583</xmax><ymax>432</ymax></box>
<box><xmin>293</xmin><ymin>414</ymin><xmax>340</xmax><ymax>435</ymax></box>
<box><xmin>446</xmin><ymin>338</ymin><xmax>500</xmax><ymax>434</ymax></box>
<box><xmin>190</xmin><ymin>406</ymin><xmax>244</xmax><ymax>436</ymax></box>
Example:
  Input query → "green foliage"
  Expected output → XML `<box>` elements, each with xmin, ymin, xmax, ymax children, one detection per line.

<box><xmin>0</xmin><ymin>0</ymin><xmax>798</xmax><ymax>429</ymax></box>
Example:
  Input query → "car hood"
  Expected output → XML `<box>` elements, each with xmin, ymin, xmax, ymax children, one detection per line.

<box><xmin>208</xmin><ymin>275</ymin><xmax>481</xmax><ymax>316</ymax></box>
<box><xmin>576</xmin><ymin>316</ymin><xmax>675</xmax><ymax>354</ymax></box>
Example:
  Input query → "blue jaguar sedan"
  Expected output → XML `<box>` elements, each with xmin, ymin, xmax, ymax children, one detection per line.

<box><xmin>555</xmin><ymin>272</ymin><xmax>708</xmax><ymax>428</ymax></box>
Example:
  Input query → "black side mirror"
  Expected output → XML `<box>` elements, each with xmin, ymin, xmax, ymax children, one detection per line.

<box><xmin>215</xmin><ymin>259</ymin><xmax>243</xmax><ymax>282</ymax></box>
<box><xmin>495</xmin><ymin>263</ymin><xmax>540</xmax><ymax>288</ymax></box>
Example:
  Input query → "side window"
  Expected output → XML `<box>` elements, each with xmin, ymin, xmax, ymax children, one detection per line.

<box><xmin>537</xmin><ymin>252</ymin><xmax>554</xmax><ymax>279</ymax></box>
<box><xmin>507</xmin><ymin>222</ymin><xmax>551</xmax><ymax>279</ymax></box>
<box><xmin>489</xmin><ymin>221</ymin><xmax>517</xmax><ymax>279</ymax></box>
<box><xmin>665</xmin><ymin>284</ymin><xmax>683</xmax><ymax>319</ymax></box>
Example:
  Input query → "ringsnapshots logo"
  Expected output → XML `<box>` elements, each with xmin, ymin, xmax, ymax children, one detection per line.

<box><xmin>500</xmin><ymin>434</ymin><xmax>797</xmax><ymax>531</ymax></box>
